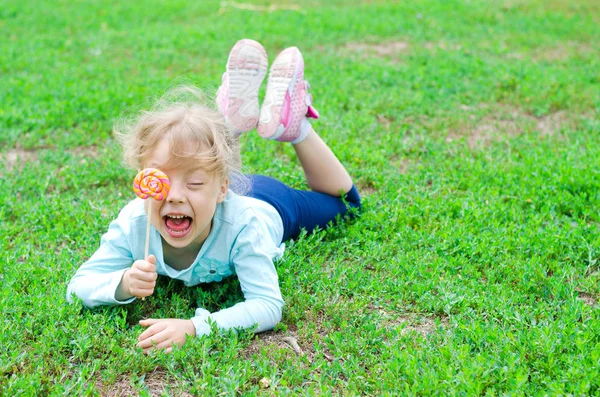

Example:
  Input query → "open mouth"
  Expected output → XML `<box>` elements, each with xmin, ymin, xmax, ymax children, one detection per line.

<box><xmin>164</xmin><ymin>214</ymin><xmax>193</xmax><ymax>238</ymax></box>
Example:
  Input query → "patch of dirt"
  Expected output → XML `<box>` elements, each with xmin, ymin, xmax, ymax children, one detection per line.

<box><xmin>501</xmin><ymin>0</ymin><xmax>600</xmax><ymax>19</ymax></box>
<box><xmin>390</xmin><ymin>154</ymin><xmax>411</xmax><ymax>175</ymax></box>
<box><xmin>218</xmin><ymin>1</ymin><xmax>303</xmax><ymax>15</ymax></box>
<box><xmin>1</xmin><ymin>146</ymin><xmax>101</xmax><ymax>174</ymax></box>
<box><xmin>397</xmin><ymin>161</ymin><xmax>409</xmax><ymax>175</ymax></box>
<box><xmin>447</xmin><ymin>105</ymin><xmax>580</xmax><ymax>149</ymax></box>
<box><xmin>395</xmin><ymin>314</ymin><xmax>450</xmax><ymax>336</ymax></box>
<box><xmin>424</xmin><ymin>41</ymin><xmax>464</xmax><ymax>52</ymax></box>
<box><xmin>1</xmin><ymin>149</ymin><xmax>38</xmax><ymax>173</ymax></box>
<box><xmin>371</xmin><ymin>306</ymin><xmax>450</xmax><ymax>336</ymax></box>
<box><xmin>467</xmin><ymin>114</ymin><xmax>529</xmax><ymax>148</ymax></box>
<box><xmin>244</xmin><ymin>330</ymin><xmax>290</xmax><ymax>357</ymax></box>
<box><xmin>576</xmin><ymin>291</ymin><xmax>598</xmax><ymax>308</ymax></box>
<box><xmin>534</xmin><ymin>42</ymin><xmax>596</xmax><ymax>62</ymax></box>
<box><xmin>356</xmin><ymin>179</ymin><xmax>378</xmax><ymax>196</ymax></box>
<box><xmin>506</xmin><ymin>42</ymin><xmax>598</xmax><ymax>63</ymax></box>
<box><xmin>73</xmin><ymin>145</ymin><xmax>101</xmax><ymax>158</ymax></box>
<box><xmin>423</xmin><ymin>35</ymin><xmax>595</xmax><ymax>62</ymax></box>
<box><xmin>341</xmin><ymin>40</ymin><xmax>409</xmax><ymax>60</ymax></box>
<box><xmin>244</xmin><ymin>330</ymin><xmax>328</xmax><ymax>363</ymax></box>
<box><xmin>95</xmin><ymin>369</ymin><xmax>192</xmax><ymax>397</ymax></box>
<box><xmin>376</xmin><ymin>114</ymin><xmax>394</xmax><ymax>129</ymax></box>
<box><xmin>535</xmin><ymin>111</ymin><xmax>573</xmax><ymax>136</ymax></box>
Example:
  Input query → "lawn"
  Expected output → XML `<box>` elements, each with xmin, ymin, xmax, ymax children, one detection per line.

<box><xmin>1</xmin><ymin>0</ymin><xmax>599</xmax><ymax>395</ymax></box>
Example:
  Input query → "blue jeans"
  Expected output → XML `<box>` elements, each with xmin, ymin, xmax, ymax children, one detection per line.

<box><xmin>246</xmin><ymin>175</ymin><xmax>361</xmax><ymax>242</ymax></box>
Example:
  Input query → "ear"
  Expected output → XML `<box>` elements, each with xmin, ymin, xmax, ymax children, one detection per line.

<box><xmin>217</xmin><ymin>177</ymin><xmax>229</xmax><ymax>203</ymax></box>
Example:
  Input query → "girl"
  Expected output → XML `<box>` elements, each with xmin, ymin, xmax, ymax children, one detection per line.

<box><xmin>67</xmin><ymin>39</ymin><xmax>361</xmax><ymax>353</ymax></box>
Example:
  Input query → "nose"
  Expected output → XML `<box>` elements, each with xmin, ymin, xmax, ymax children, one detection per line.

<box><xmin>167</xmin><ymin>182</ymin><xmax>187</xmax><ymax>204</ymax></box>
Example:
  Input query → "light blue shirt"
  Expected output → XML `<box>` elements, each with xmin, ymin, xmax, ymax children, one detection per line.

<box><xmin>67</xmin><ymin>190</ymin><xmax>285</xmax><ymax>337</ymax></box>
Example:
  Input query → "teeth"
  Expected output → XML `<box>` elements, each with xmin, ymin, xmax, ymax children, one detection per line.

<box><xmin>166</xmin><ymin>215</ymin><xmax>186</xmax><ymax>219</ymax></box>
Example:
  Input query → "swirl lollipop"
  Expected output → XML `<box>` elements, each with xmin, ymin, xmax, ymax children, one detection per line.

<box><xmin>133</xmin><ymin>168</ymin><xmax>171</xmax><ymax>258</ymax></box>
<box><xmin>134</xmin><ymin>168</ymin><xmax>171</xmax><ymax>201</ymax></box>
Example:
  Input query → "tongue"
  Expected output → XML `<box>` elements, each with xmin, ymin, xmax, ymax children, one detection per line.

<box><xmin>166</xmin><ymin>217</ymin><xmax>191</xmax><ymax>231</ymax></box>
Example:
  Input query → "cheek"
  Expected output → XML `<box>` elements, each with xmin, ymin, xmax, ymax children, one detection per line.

<box><xmin>148</xmin><ymin>201</ymin><xmax>163</xmax><ymax>217</ymax></box>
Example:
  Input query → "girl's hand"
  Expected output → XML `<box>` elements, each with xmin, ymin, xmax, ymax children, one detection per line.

<box><xmin>123</xmin><ymin>255</ymin><xmax>158</xmax><ymax>299</ymax></box>
<box><xmin>137</xmin><ymin>318</ymin><xmax>196</xmax><ymax>353</ymax></box>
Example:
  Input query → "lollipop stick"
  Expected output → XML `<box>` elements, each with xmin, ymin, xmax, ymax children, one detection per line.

<box><xmin>144</xmin><ymin>200</ymin><xmax>151</xmax><ymax>258</ymax></box>
<box><xmin>133</xmin><ymin>168</ymin><xmax>170</xmax><ymax>302</ymax></box>
<box><xmin>141</xmin><ymin>200</ymin><xmax>153</xmax><ymax>302</ymax></box>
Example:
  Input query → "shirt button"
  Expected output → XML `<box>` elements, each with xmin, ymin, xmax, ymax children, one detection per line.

<box><xmin>209</xmin><ymin>269</ymin><xmax>216</xmax><ymax>274</ymax></box>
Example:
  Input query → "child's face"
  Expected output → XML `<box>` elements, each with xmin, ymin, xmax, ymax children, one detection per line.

<box><xmin>144</xmin><ymin>140</ymin><xmax>228</xmax><ymax>251</ymax></box>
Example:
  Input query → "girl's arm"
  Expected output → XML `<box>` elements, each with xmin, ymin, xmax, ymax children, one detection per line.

<box><xmin>67</xmin><ymin>205</ymin><xmax>138</xmax><ymax>307</ymax></box>
<box><xmin>191</xmin><ymin>220</ymin><xmax>284</xmax><ymax>336</ymax></box>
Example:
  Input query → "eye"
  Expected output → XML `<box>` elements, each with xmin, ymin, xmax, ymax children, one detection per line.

<box><xmin>188</xmin><ymin>182</ymin><xmax>204</xmax><ymax>188</ymax></box>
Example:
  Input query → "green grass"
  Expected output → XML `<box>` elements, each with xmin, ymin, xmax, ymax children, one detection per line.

<box><xmin>2</xmin><ymin>0</ymin><xmax>600</xmax><ymax>395</ymax></box>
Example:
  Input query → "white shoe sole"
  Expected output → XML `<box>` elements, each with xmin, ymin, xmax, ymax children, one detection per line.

<box><xmin>258</xmin><ymin>47</ymin><xmax>302</xmax><ymax>140</ymax></box>
<box><xmin>225</xmin><ymin>40</ymin><xmax>268</xmax><ymax>132</ymax></box>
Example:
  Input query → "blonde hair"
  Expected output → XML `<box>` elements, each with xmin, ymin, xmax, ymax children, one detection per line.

<box><xmin>115</xmin><ymin>86</ymin><xmax>248</xmax><ymax>193</ymax></box>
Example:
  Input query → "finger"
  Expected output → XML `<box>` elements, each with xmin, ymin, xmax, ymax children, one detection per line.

<box><xmin>139</xmin><ymin>318</ymin><xmax>160</xmax><ymax>327</ymax></box>
<box><xmin>138</xmin><ymin>331</ymin><xmax>169</xmax><ymax>349</ymax></box>
<box><xmin>133</xmin><ymin>271</ymin><xmax>157</xmax><ymax>282</ymax></box>
<box><xmin>139</xmin><ymin>261</ymin><xmax>157</xmax><ymax>273</ymax></box>
<box><xmin>138</xmin><ymin>322</ymin><xmax>166</xmax><ymax>343</ymax></box>
<box><xmin>132</xmin><ymin>287</ymin><xmax>154</xmax><ymax>298</ymax></box>
<box><xmin>146</xmin><ymin>254</ymin><xmax>156</xmax><ymax>265</ymax></box>
<box><xmin>142</xmin><ymin>272</ymin><xmax>158</xmax><ymax>282</ymax></box>
<box><xmin>131</xmin><ymin>277</ymin><xmax>156</xmax><ymax>288</ymax></box>
<box><xmin>133</xmin><ymin>260</ymin><xmax>157</xmax><ymax>273</ymax></box>
<box><xmin>143</xmin><ymin>340</ymin><xmax>174</xmax><ymax>354</ymax></box>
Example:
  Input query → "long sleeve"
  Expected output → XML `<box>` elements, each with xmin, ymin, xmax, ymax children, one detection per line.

<box><xmin>190</xmin><ymin>219</ymin><xmax>284</xmax><ymax>337</ymax></box>
<box><xmin>66</xmin><ymin>207</ymin><xmax>138</xmax><ymax>307</ymax></box>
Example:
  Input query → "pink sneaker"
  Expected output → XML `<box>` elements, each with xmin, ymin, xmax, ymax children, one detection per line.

<box><xmin>216</xmin><ymin>39</ymin><xmax>268</xmax><ymax>135</ymax></box>
<box><xmin>257</xmin><ymin>47</ymin><xmax>319</xmax><ymax>143</ymax></box>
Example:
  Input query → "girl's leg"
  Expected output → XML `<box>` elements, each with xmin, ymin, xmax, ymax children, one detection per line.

<box><xmin>292</xmin><ymin>124</ymin><xmax>353</xmax><ymax>196</ymax></box>
<box><xmin>248</xmin><ymin>45</ymin><xmax>361</xmax><ymax>241</ymax></box>
<box><xmin>246</xmin><ymin>175</ymin><xmax>360</xmax><ymax>242</ymax></box>
<box><xmin>246</xmin><ymin>125</ymin><xmax>359</xmax><ymax>242</ymax></box>
<box><xmin>255</xmin><ymin>46</ymin><xmax>354</xmax><ymax>196</ymax></box>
